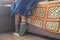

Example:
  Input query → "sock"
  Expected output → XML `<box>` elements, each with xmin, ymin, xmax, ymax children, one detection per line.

<box><xmin>15</xmin><ymin>21</ymin><xmax>20</xmax><ymax>33</ymax></box>
<box><xmin>19</xmin><ymin>20</ymin><xmax>27</xmax><ymax>35</ymax></box>
<box><xmin>20</xmin><ymin>20</ymin><xmax>27</xmax><ymax>25</ymax></box>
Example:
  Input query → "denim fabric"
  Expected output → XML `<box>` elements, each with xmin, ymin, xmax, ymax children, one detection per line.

<box><xmin>10</xmin><ymin>0</ymin><xmax>45</xmax><ymax>16</ymax></box>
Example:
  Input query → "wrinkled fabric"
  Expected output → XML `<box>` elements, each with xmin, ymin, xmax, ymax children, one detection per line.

<box><xmin>10</xmin><ymin>0</ymin><xmax>44</xmax><ymax>16</ymax></box>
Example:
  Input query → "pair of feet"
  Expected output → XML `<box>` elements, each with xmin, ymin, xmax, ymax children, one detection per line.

<box><xmin>13</xmin><ymin>24</ymin><xmax>28</xmax><ymax>36</ymax></box>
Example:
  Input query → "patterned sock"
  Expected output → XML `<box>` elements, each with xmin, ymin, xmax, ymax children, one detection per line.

<box><xmin>19</xmin><ymin>20</ymin><xmax>27</xmax><ymax>36</ymax></box>
<box><xmin>15</xmin><ymin>21</ymin><xmax>20</xmax><ymax>33</ymax></box>
<box><xmin>20</xmin><ymin>20</ymin><xmax>27</xmax><ymax>25</ymax></box>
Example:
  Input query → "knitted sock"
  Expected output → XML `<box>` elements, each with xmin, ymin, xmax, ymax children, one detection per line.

<box><xmin>15</xmin><ymin>21</ymin><xmax>20</xmax><ymax>33</ymax></box>
<box><xmin>20</xmin><ymin>20</ymin><xmax>27</xmax><ymax>25</ymax></box>
<box><xmin>19</xmin><ymin>20</ymin><xmax>27</xmax><ymax>36</ymax></box>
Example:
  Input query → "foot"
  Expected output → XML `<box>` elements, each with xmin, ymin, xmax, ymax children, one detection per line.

<box><xmin>19</xmin><ymin>24</ymin><xmax>28</xmax><ymax>36</ymax></box>
<box><xmin>13</xmin><ymin>33</ymin><xmax>20</xmax><ymax>37</ymax></box>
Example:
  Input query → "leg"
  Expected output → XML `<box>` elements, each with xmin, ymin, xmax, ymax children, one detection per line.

<box><xmin>19</xmin><ymin>16</ymin><xmax>28</xmax><ymax>36</ymax></box>
<box><xmin>13</xmin><ymin>13</ymin><xmax>20</xmax><ymax>36</ymax></box>
<box><xmin>21</xmin><ymin>16</ymin><xmax>27</xmax><ymax>25</ymax></box>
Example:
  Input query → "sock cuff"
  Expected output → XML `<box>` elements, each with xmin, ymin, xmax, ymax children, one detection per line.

<box><xmin>21</xmin><ymin>20</ymin><xmax>26</xmax><ymax>22</ymax></box>
<box><xmin>20</xmin><ymin>20</ymin><xmax>27</xmax><ymax>25</ymax></box>
<box><xmin>21</xmin><ymin>20</ymin><xmax>27</xmax><ymax>23</ymax></box>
